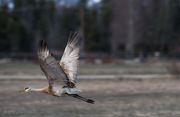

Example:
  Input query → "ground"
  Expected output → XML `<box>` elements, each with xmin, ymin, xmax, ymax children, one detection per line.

<box><xmin>1</xmin><ymin>79</ymin><xmax>180</xmax><ymax>117</ymax></box>
<box><xmin>0</xmin><ymin>61</ymin><xmax>180</xmax><ymax>117</ymax></box>
<box><xmin>0</xmin><ymin>61</ymin><xmax>169</xmax><ymax>75</ymax></box>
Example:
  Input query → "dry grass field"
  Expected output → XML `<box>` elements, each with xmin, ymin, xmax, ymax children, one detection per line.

<box><xmin>0</xmin><ymin>61</ymin><xmax>169</xmax><ymax>76</ymax></box>
<box><xmin>1</xmin><ymin>79</ymin><xmax>180</xmax><ymax>117</ymax></box>
<box><xmin>1</xmin><ymin>61</ymin><xmax>180</xmax><ymax>117</ymax></box>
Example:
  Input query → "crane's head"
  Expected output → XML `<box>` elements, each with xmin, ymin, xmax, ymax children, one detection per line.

<box><xmin>24</xmin><ymin>87</ymin><xmax>31</xmax><ymax>92</ymax></box>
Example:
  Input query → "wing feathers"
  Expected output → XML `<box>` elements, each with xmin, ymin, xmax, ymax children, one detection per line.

<box><xmin>37</xmin><ymin>33</ymin><xmax>82</xmax><ymax>88</ymax></box>
<box><xmin>38</xmin><ymin>40</ymin><xmax>75</xmax><ymax>88</ymax></box>
<box><xmin>60</xmin><ymin>32</ymin><xmax>82</xmax><ymax>84</ymax></box>
<box><xmin>38</xmin><ymin>40</ymin><xmax>50</xmax><ymax>60</ymax></box>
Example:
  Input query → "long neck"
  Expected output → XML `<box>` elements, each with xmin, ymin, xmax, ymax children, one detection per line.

<box><xmin>30</xmin><ymin>86</ymin><xmax>59</xmax><ymax>96</ymax></box>
<box><xmin>31</xmin><ymin>87</ymin><xmax>49</xmax><ymax>93</ymax></box>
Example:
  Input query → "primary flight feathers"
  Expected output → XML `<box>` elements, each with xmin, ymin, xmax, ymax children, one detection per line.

<box><xmin>60</xmin><ymin>32</ymin><xmax>82</xmax><ymax>84</ymax></box>
<box><xmin>37</xmin><ymin>32</ymin><xmax>82</xmax><ymax>88</ymax></box>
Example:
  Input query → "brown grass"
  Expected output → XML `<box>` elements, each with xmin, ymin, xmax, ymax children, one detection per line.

<box><xmin>1</xmin><ymin>79</ymin><xmax>180</xmax><ymax>117</ymax></box>
<box><xmin>166</xmin><ymin>60</ymin><xmax>180</xmax><ymax>79</ymax></box>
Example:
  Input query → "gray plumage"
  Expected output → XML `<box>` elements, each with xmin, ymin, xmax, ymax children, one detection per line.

<box><xmin>37</xmin><ymin>34</ymin><xmax>81</xmax><ymax>88</ymax></box>
<box><xmin>36</xmin><ymin>32</ymin><xmax>94</xmax><ymax>104</ymax></box>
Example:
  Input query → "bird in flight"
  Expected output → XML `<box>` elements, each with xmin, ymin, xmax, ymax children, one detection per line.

<box><xmin>24</xmin><ymin>32</ymin><xmax>94</xmax><ymax>104</ymax></box>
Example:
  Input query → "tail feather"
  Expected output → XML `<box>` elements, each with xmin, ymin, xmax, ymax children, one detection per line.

<box><xmin>70</xmin><ymin>94</ymin><xmax>95</xmax><ymax>104</ymax></box>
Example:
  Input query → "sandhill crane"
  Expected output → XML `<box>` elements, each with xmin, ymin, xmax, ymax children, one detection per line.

<box><xmin>24</xmin><ymin>32</ymin><xmax>94</xmax><ymax>104</ymax></box>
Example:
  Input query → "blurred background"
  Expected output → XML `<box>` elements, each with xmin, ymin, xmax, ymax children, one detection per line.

<box><xmin>1</xmin><ymin>0</ymin><xmax>180</xmax><ymax>117</ymax></box>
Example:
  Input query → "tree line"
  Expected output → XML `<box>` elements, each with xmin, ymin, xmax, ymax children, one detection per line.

<box><xmin>0</xmin><ymin>0</ymin><xmax>180</xmax><ymax>58</ymax></box>
<box><xmin>0</xmin><ymin>0</ymin><xmax>111</xmax><ymax>54</ymax></box>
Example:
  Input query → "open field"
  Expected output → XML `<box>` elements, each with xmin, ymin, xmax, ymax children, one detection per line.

<box><xmin>1</xmin><ymin>60</ymin><xmax>180</xmax><ymax>117</ymax></box>
<box><xmin>0</xmin><ymin>60</ymin><xmax>170</xmax><ymax>76</ymax></box>
<box><xmin>1</xmin><ymin>79</ymin><xmax>180</xmax><ymax>117</ymax></box>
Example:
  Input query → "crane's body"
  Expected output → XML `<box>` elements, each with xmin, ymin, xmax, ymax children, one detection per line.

<box><xmin>25</xmin><ymin>86</ymin><xmax>81</xmax><ymax>96</ymax></box>
<box><xmin>24</xmin><ymin>32</ymin><xmax>94</xmax><ymax>104</ymax></box>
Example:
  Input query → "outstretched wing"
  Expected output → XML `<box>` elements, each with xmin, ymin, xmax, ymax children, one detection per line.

<box><xmin>38</xmin><ymin>40</ymin><xmax>74</xmax><ymax>88</ymax></box>
<box><xmin>60</xmin><ymin>32</ymin><xmax>82</xmax><ymax>86</ymax></box>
